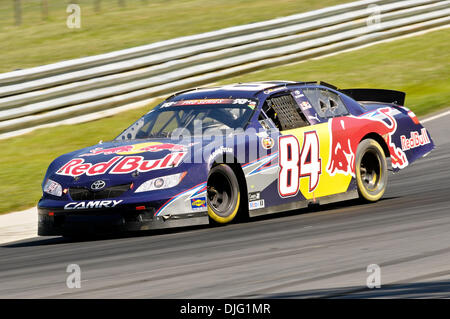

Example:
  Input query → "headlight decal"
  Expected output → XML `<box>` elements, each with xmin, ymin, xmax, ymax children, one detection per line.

<box><xmin>135</xmin><ymin>172</ymin><xmax>187</xmax><ymax>193</ymax></box>
<box><xmin>43</xmin><ymin>179</ymin><xmax>63</xmax><ymax>197</ymax></box>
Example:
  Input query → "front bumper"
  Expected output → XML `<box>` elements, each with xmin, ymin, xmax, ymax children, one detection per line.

<box><xmin>38</xmin><ymin>206</ymin><xmax>209</xmax><ymax>236</ymax></box>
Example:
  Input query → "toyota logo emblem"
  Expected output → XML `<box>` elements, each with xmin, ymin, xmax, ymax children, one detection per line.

<box><xmin>91</xmin><ymin>180</ymin><xmax>106</xmax><ymax>190</ymax></box>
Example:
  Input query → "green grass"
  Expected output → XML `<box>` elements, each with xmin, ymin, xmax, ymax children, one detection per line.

<box><xmin>220</xmin><ymin>28</ymin><xmax>450</xmax><ymax>116</ymax></box>
<box><xmin>0</xmin><ymin>27</ymin><xmax>449</xmax><ymax>214</ymax></box>
<box><xmin>0</xmin><ymin>0</ymin><xmax>350</xmax><ymax>73</ymax></box>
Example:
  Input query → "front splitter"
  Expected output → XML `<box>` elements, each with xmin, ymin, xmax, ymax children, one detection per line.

<box><xmin>38</xmin><ymin>207</ymin><xmax>209</xmax><ymax>236</ymax></box>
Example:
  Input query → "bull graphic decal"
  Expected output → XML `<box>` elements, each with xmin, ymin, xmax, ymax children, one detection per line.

<box><xmin>327</xmin><ymin>107</ymin><xmax>408</xmax><ymax>177</ymax></box>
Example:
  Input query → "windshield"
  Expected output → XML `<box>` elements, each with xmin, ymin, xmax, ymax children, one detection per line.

<box><xmin>115</xmin><ymin>98</ymin><xmax>257</xmax><ymax>140</ymax></box>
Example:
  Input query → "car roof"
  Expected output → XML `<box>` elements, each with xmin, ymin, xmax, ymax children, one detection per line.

<box><xmin>169</xmin><ymin>81</ymin><xmax>302</xmax><ymax>100</ymax></box>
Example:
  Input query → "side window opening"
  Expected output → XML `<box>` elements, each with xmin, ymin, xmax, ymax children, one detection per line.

<box><xmin>329</xmin><ymin>98</ymin><xmax>338</xmax><ymax>111</ymax></box>
<box><xmin>263</xmin><ymin>94</ymin><xmax>309</xmax><ymax>131</ymax></box>
<box><xmin>303</xmin><ymin>88</ymin><xmax>349</xmax><ymax>119</ymax></box>
<box><xmin>319</xmin><ymin>99</ymin><xmax>327</xmax><ymax>112</ymax></box>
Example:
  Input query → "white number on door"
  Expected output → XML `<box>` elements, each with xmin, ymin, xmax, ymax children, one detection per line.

<box><xmin>278</xmin><ymin>132</ymin><xmax>321</xmax><ymax>197</ymax></box>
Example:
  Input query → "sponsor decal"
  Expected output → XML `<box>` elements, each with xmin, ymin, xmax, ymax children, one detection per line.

<box><xmin>264</xmin><ymin>87</ymin><xmax>285</xmax><ymax>94</ymax></box>
<box><xmin>248</xmin><ymin>101</ymin><xmax>257</xmax><ymax>109</ymax></box>
<box><xmin>294</xmin><ymin>90</ymin><xmax>304</xmax><ymax>97</ymax></box>
<box><xmin>162</xmin><ymin>99</ymin><xmax>234</xmax><ymax>107</ymax></box>
<box><xmin>327</xmin><ymin>107</ymin><xmax>408</xmax><ymax>177</ymax></box>
<box><xmin>191</xmin><ymin>197</ymin><xmax>207</xmax><ymax>210</ymax></box>
<box><xmin>308</xmin><ymin>114</ymin><xmax>320</xmax><ymax>122</ymax></box>
<box><xmin>300</xmin><ymin>101</ymin><xmax>312</xmax><ymax>110</ymax></box>
<box><xmin>249</xmin><ymin>199</ymin><xmax>265</xmax><ymax>210</ymax></box>
<box><xmin>56</xmin><ymin>152</ymin><xmax>187</xmax><ymax>177</ymax></box>
<box><xmin>81</xmin><ymin>142</ymin><xmax>186</xmax><ymax>157</ymax></box>
<box><xmin>232</xmin><ymin>98</ymin><xmax>249</xmax><ymax>105</ymax></box>
<box><xmin>261</xmin><ymin>137</ymin><xmax>274</xmax><ymax>150</ymax></box>
<box><xmin>64</xmin><ymin>200</ymin><xmax>123</xmax><ymax>210</ymax></box>
<box><xmin>400</xmin><ymin>128</ymin><xmax>430</xmax><ymax>151</ymax></box>
<box><xmin>248</xmin><ymin>192</ymin><xmax>261</xmax><ymax>201</ymax></box>
<box><xmin>162</xmin><ymin>98</ymin><xmax>256</xmax><ymax>109</ymax></box>
<box><xmin>208</xmin><ymin>146</ymin><xmax>233</xmax><ymax>164</ymax></box>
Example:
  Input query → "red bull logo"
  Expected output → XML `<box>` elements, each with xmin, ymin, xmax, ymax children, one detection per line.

<box><xmin>80</xmin><ymin>142</ymin><xmax>186</xmax><ymax>157</ymax></box>
<box><xmin>400</xmin><ymin>128</ymin><xmax>430</xmax><ymax>151</ymax></box>
<box><xmin>327</xmin><ymin>107</ymin><xmax>408</xmax><ymax>177</ymax></box>
<box><xmin>56</xmin><ymin>152</ymin><xmax>187</xmax><ymax>177</ymax></box>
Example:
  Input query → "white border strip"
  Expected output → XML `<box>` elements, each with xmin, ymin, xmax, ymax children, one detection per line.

<box><xmin>421</xmin><ymin>109</ymin><xmax>450</xmax><ymax>123</ymax></box>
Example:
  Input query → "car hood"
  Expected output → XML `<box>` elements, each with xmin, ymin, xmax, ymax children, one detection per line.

<box><xmin>71</xmin><ymin>139</ymin><xmax>192</xmax><ymax>160</ymax></box>
<box><xmin>43</xmin><ymin>137</ymin><xmax>227</xmax><ymax>187</ymax></box>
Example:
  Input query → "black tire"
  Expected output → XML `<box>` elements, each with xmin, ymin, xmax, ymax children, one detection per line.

<box><xmin>207</xmin><ymin>164</ymin><xmax>241</xmax><ymax>224</ymax></box>
<box><xmin>355</xmin><ymin>138</ymin><xmax>388</xmax><ymax>202</ymax></box>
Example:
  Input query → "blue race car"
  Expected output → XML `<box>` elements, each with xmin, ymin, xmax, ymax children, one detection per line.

<box><xmin>38</xmin><ymin>81</ymin><xmax>434</xmax><ymax>236</ymax></box>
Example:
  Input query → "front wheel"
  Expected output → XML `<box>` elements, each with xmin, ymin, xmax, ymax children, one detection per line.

<box><xmin>355</xmin><ymin>138</ymin><xmax>388</xmax><ymax>202</ymax></box>
<box><xmin>207</xmin><ymin>164</ymin><xmax>241</xmax><ymax>224</ymax></box>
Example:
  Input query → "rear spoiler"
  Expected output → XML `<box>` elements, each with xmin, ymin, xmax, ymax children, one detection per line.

<box><xmin>339</xmin><ymin>88</ymin><xmax>406</xmax><ymax>106</ymax></box>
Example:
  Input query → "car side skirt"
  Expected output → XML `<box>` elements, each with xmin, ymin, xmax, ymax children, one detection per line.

<box><xmin>249</xmin><ymin>190</ymin><xmax>358</xmax><ymax>218</ymax></box>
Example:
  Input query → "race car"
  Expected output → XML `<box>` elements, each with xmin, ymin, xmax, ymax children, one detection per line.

<box><xmin>38</xmin><ymin>81</ymin><xmax>434</xmax><ymax>236</ymax></box>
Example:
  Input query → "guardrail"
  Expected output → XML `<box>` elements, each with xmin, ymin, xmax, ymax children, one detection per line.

<box><xmin>0</xmin><ymin>0</ymin><xmax>449</xmax><ymax>135</ymax></box>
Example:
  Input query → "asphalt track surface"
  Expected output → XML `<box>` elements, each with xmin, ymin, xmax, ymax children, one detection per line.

<box><xmin>0</xmin><ymin>113</ymin><xmax>449</xmax><ymax>299</ymax></box>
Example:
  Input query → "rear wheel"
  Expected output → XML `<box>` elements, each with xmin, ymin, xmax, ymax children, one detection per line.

<box><xmin>207</xmin><ymin>164</ymin><xmax>241</xmax><ymax>224</ymax></box>
<box><xmin>356</xmin><ymin>138</ymin><xmax>388</xmax><ymax>202</ymax></box>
